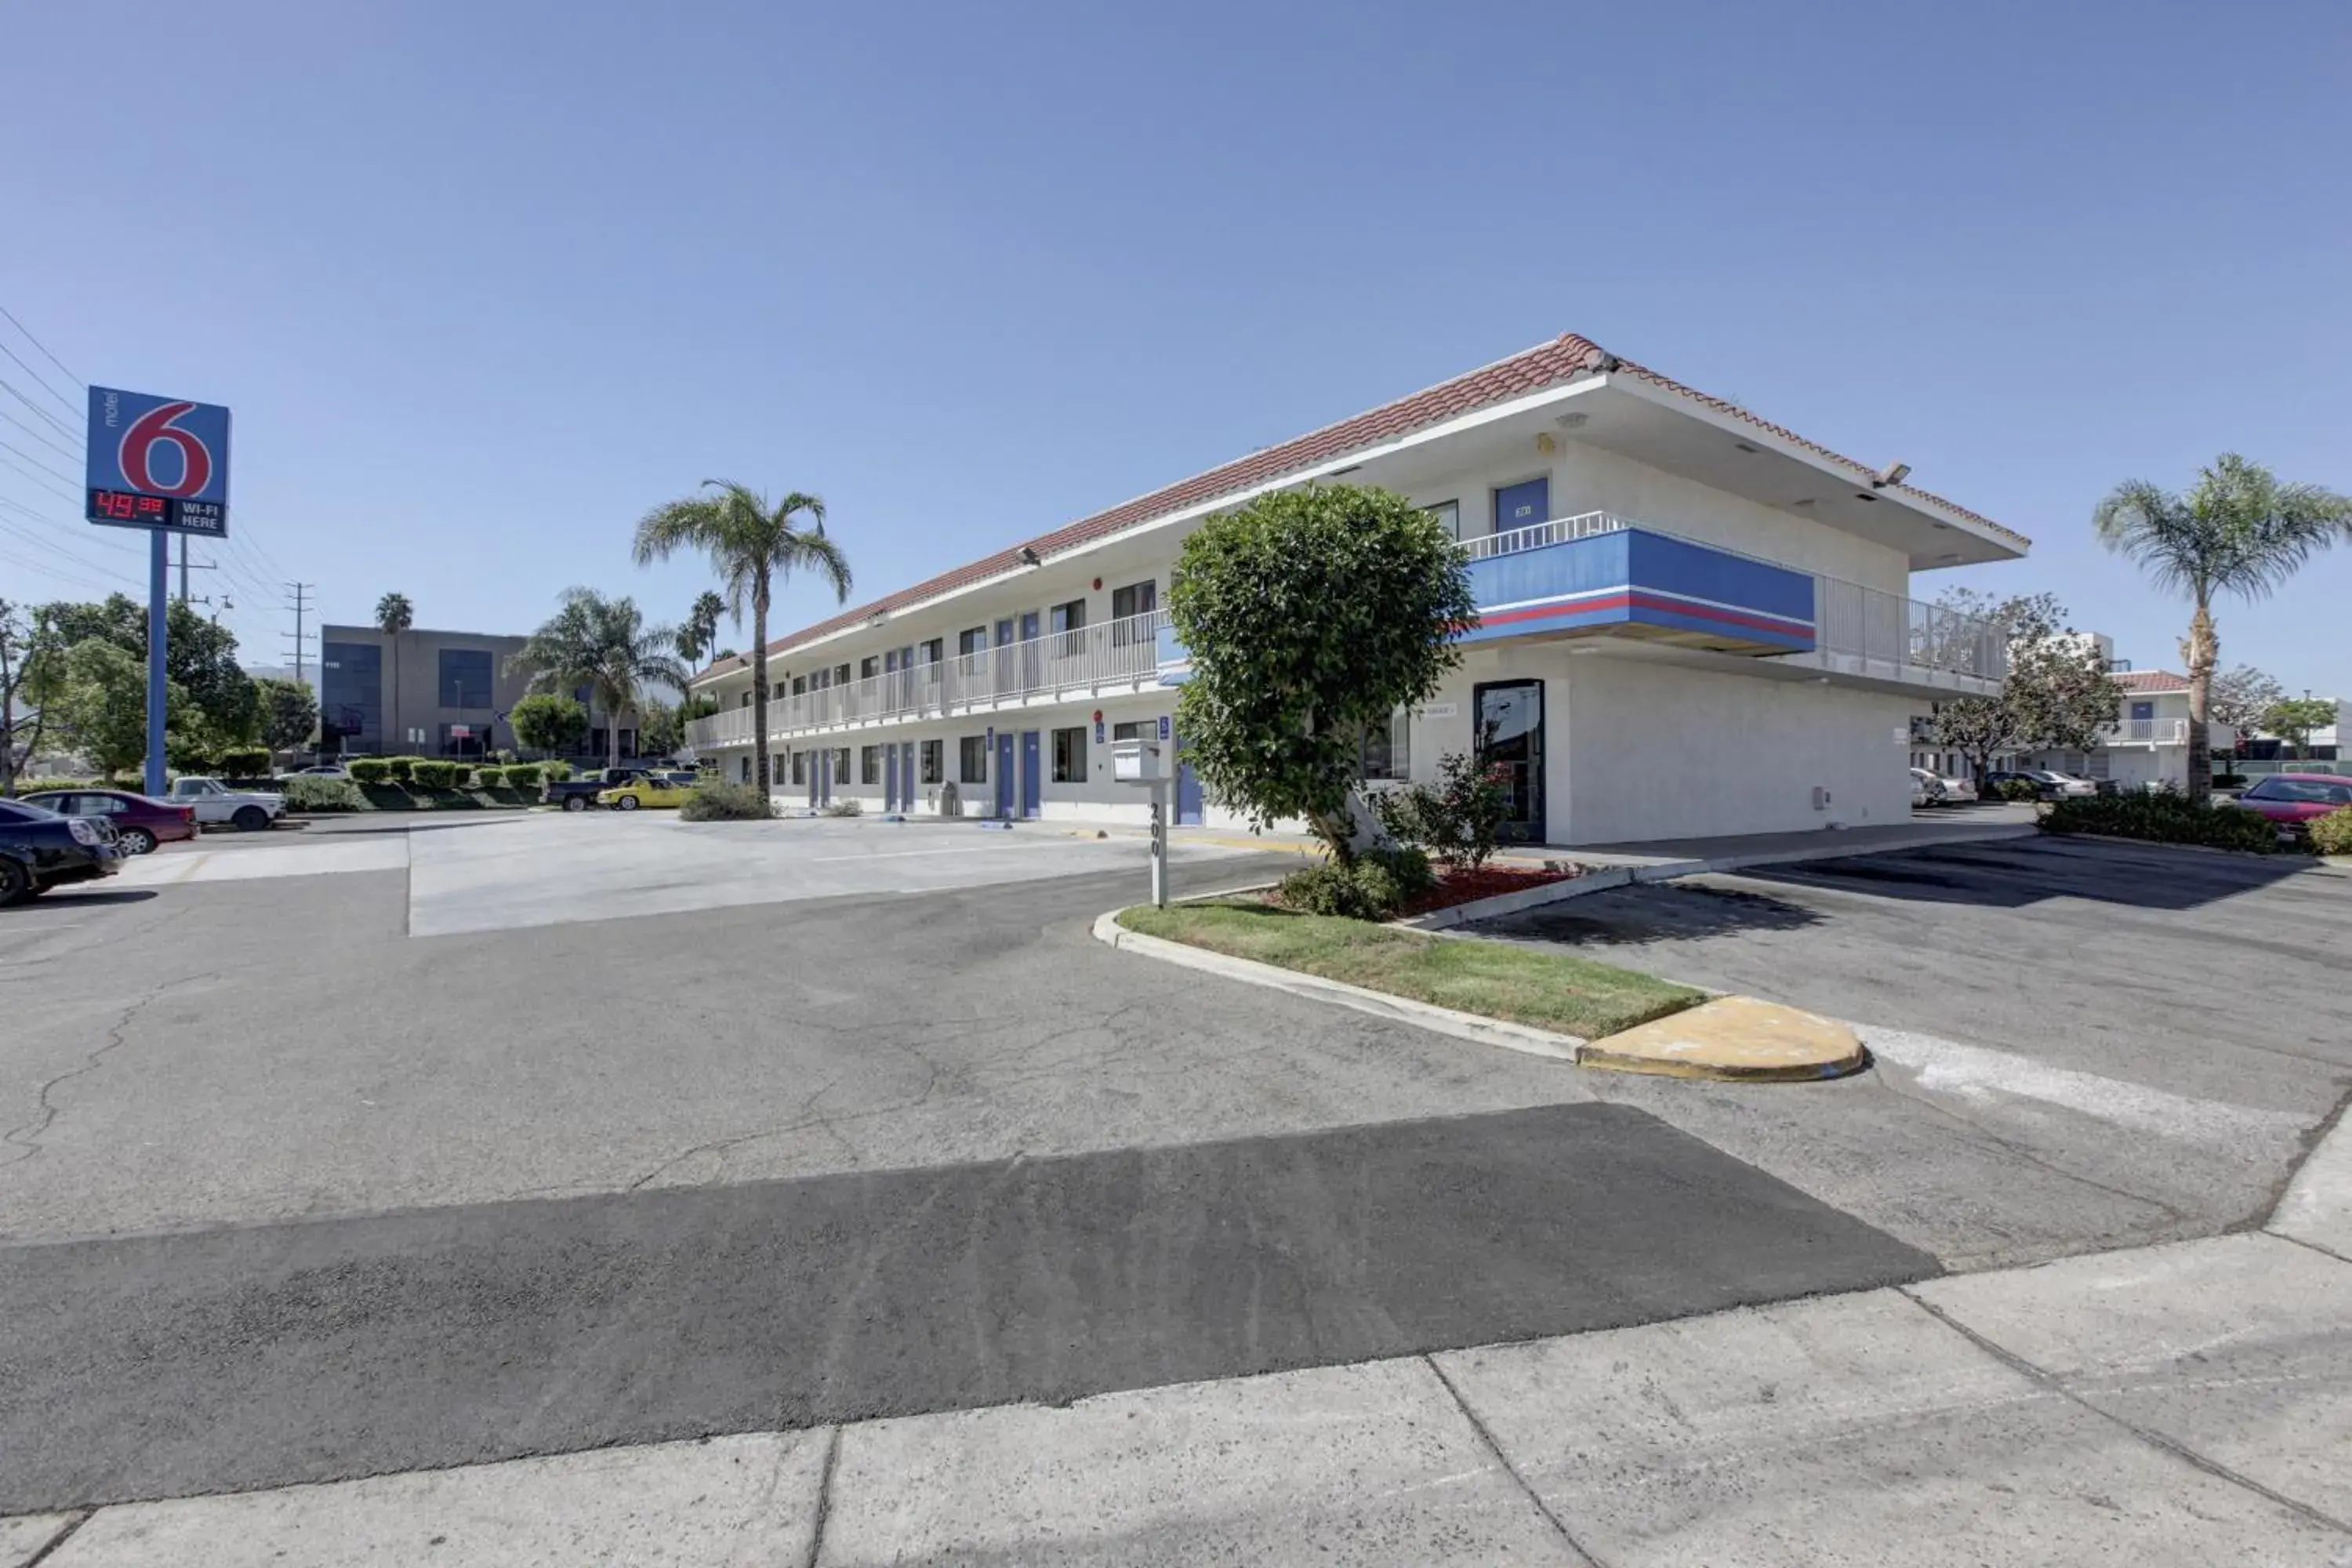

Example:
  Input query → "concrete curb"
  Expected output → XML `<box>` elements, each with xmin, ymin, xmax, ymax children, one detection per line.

<box><xmin>1395</xmin><ymin>868</ymin><xmax>1634</xmax><ymax>931</ymax></box>
<box><xmin>2056</xmin><ymin>830</ymin><xmax>2342</xmax><ymax>867</ymax></box>
<box><xmin>1091</xmin><ymin>910</ymin><xmax>1584</xmax><ymax>1063</ymax></box>
<box><xmin>2269</xmin><ymin>1097</ymin><xmax>2352</xmax><ymax>1261</ymax></box>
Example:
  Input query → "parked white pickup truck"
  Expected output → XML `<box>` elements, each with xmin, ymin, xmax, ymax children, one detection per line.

<box><xmin>166</xmin><ymin>776</ymin><xmax>285</xmax><ymax>831</ymax></box>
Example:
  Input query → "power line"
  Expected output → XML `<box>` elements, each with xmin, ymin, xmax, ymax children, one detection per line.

<box><xmin>0</xmin><ymin>539</ymin><xmax>127</xmax><ymax>596</ymax></box>
<box><xmin>0</xmin><ymin>341</ymin><xmax>76</xmax><ymax>416</ymax></box>
<box><xmin>0</xmin><ymin>406</ymin><xmax>79</xmax><ymax>463</ymax></box>
<box><xmin>0</xmin><ymin>376</ymin><xmax>77</xmax><ymax>441</ymax></box>
<box><xmin>0</xmin><ymin>495</ymin><xmax>143</xmax><ymax>557</ymax></box>
<box><xmin>0</xmin><ymin>515</ymin><xmax>143</xmax><ymax>587</ymax></box>
<box><xmin>0</xmin><ymin>438</ymin><xmax>78</xmax><ymax>488</ymax></box>
<box><xmin>0</xmin><ymin>303</ymin><xmax>84</xmax><ymax>387</ymax></box>
<box><xmin>0</xmin><ymin>452</ymin><xmax>77</xmax><ymax>503</ymax></box>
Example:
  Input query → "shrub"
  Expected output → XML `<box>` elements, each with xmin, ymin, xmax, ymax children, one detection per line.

<box><xmin>380</xmin><ymin>755</ymin><xmax>419</xmax><ymax>785</ymax></box>
<box><xmin>1995</xmin><ymin>778</ymin><xmax>2043</xmax><ymax>803</ymax></box>
<box><xmin>540</xmin><ymin>760</ymin><xmax>573</xmax><ymax>783</ymax></box>
<box><xmin>1276</xmin><ymin>850</ymin><xmax>1426</xmax><ymax>920</ymax></box>
<box><xmin>2042</xmin><ymin>791</ymin><xmax>2292</xmax><ymax>854</ymax></box>
<box><xmin>502</xmin><ymin>762</ymin><xmax>541</xmax><ymax>790</ymax></box>
<box><xmin>1366</xmin><ymin>752</ymin><xmax>1512</xmax><ymax>869</ymax></box>
<box><xmin>822</xmin><ymin>798</ymin><xmax>863</xmax><ymax>817</ymax></box>
<box><xmin>679</xmin><ymin>779</ymin><xmax>774</xmax><ymax>822</ymax></box>
<box><xmin>409</xmin><ymin>760</ymin><xmax>459</xmax><ymax>789</ymax></box>
<box><xmin>470</xmin><ymin>765</ymin><xmax>504</xmax><ymax>789</ymax></box>
<box><xmin>2310</xmin><ymin>806</ymin><xmax>2352</xmax><ymax>858</ymax></box>
<box><xmin>279</xmin><ymin>775</ymin><xmax>365</xmax><ymax>812</ymax></box>
<box><xmin>347</xmin><ymin>757</ymin><xmax>393</xmax><ymax>785</ymax></box>
<box><xmin>216</xmin><ymin>746</ymin><xmax>272</xmax><ymax>779</ymax></box>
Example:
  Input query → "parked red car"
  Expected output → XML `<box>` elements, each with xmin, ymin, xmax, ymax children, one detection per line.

<box><xmin>2232</xmin><ymin>773</ymin><xmax>2352</xmax><ymax>839</ymax></box>
<box><xmin>20</xmin><ymin>788</ymin><xmax>199</xmax><ymax>855</ymax></box>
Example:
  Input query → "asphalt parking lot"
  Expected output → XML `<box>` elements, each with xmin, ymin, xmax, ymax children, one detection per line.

<box><xmin>4</xmin><ymin>817</ymin><xmax>2346</xmax><ymax>1512</ymax></box>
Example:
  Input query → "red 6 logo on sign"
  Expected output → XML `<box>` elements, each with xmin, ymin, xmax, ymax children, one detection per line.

<box><xmin>119</xmin><ymin>401</ymin><xmax>214</xmax><ymax>497</ymax></box>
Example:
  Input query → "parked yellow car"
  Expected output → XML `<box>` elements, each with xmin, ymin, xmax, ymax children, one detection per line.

<box><xmin>596</xmin><ymin>775</ymin><xmax>692</xmax><ymax>811</ymax></box>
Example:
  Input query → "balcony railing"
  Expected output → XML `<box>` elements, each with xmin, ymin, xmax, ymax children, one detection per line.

<box><xmin>1463</xmin><ymin>511</ymin><xmax>2007</xmax><ymax>683</ymax></box>
<box><xmin>2100</xmin><ymin>718</ymin><xmax>2189</xmax><ymax>746</ymax></box>
<box><xmin>687</xmin><ymin>609</ymin><xmax>1169</xmax><ymax>750</ymax></box>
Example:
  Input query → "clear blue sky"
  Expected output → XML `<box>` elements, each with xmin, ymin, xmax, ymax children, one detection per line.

<box><xmin>4</xmin><ymin>1</ymin><xmax>2347</xmax><ymax>693</ymax></box>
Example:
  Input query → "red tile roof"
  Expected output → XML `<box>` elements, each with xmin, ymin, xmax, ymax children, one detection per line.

<box><xmin>695</xmin><ymin>332</ymin><xmax>2027</xmax><ymax>683</ymax></box>
<box><xmin>2114</xmin><ymin>670</ymin><xmax>2190</xmax><ymax>692</ymax></box>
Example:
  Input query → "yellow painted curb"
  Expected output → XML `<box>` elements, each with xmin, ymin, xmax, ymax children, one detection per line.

<box><xmin>1580</xmin><ymin>996</ymin><xmax>1867</xmax><ymax>1082</ymax></box>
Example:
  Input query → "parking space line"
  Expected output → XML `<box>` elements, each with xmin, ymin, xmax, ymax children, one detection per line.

<box><xmin>808</xmin><ymin>840</ymin><xmax>1099</xmax><ymax>863</ymax></box>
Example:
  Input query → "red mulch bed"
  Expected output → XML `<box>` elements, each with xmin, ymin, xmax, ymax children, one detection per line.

<box><xmin>1399</xmin><ymin>862</ymin><xmax>1581</xmax><ymax>917</ymax></box>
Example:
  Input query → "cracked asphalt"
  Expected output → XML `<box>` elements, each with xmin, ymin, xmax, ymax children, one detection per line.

<box><xmin>2</xmin><ymin>820</ymin><xmax>2345</xmax><ymax>1512</ymax></box>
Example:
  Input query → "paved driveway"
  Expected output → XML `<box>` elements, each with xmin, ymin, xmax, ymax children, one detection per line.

<box><xmin>1475</xmin><ymin>834</ymin><xmax>2351</xmax><ymax>1267</ymax></box>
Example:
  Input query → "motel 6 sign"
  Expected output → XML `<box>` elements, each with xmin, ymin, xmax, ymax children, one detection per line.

<box><xmin>85</xmin><ymin>386</ymin><xmax>232</xmax><ymax>538</ymax></box>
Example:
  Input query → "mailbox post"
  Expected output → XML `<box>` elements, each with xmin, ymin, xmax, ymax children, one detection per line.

<box><xmin>1112</xmin><ymin>737</ymin><xmax>1171</xmax><ymax>908</ymax></box>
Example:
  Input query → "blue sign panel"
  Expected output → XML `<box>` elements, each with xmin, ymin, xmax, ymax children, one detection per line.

<box><xmin>85</xmin><ymin>386</ymin><xmax>231</xmax><ymax>538</ymax></box>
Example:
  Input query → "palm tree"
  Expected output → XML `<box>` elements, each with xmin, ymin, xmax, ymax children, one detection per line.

<box><xmin>508</xmin><ymin>589</ymin><xmax>689</xmax><ymax>769</ymax></box>
<box><xmin>632</xmin><ymin>481</ymin><xmax>851</xmax><ymax>793</ymax></box>
<box><xmin>677</xmin><ymin>590</ymin><xmax>728</xmax><ymax>669</ymax></box>
<box><xmin>2094</xmin><ymin>454</ymin><xmax>2351</xmax><ymax>798</ymax></box>
<box><xmin>374</xmin><ymin>592</ymin><xmax>414</xmax><ymax>753</ymax></box>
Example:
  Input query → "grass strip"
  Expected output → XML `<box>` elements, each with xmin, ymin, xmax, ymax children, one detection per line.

<box><xmin>1119</xmin><ymin>900</ymin><xmax>1701</xmax><ymax>1040</ymax></box>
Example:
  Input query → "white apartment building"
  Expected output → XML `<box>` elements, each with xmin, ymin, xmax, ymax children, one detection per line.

<box><xmin>684</xmin><ymin>332</ymin><xmax>2020</xmax><ymax>846</ymax></box>
<box><xmin>2024</xmin><ymin>666</ymin><xmax>2234</xmax><ymax>791</ymax></box>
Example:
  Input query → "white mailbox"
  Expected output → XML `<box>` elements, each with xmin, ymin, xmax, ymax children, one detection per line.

<box><xmin>1112</xmin><ymin>738</ymin><xmax>1168</xmax><ymax>782</ymax></box>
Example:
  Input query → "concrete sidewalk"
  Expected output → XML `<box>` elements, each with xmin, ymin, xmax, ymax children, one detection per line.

<box><xmin>13</xmin><ymin>1111</ymin><xmax>2347</xmax><ymax>1566</ymax></box>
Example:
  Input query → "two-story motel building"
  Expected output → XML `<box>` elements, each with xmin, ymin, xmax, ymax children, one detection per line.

<box><xmin>684</xmin><ymin>333</ymin><xmax>2020</xmax><ymax>846</ymax></box>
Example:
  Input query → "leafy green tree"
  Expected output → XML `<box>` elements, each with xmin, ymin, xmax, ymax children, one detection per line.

<box><xmin>632</xmin><ymin>481</ymin><xmax>851</xmax><ymax>793</ymax></box>
<box><xmin>375</xmin><ymin>593</ymin><xmax>415</xmax><ymax>751</ymax></box>
<box><xmin>256</xmin><ymin>677</ymin><xmax>319</xmax><ymax>755</ymax></box>
<box><xmin>2208</xmin><ymin>665</ymin><xmax>2285</xmax><ymax>756</ymax></box>
<box><xmin>1170</xmin><ymin>484</ymin><xmax>1475</xmax><ymax>862</ymax></box>
<box><xmin>637</xmin><ymin>697</ymin><xmax>683</xmax><ymax>757</ymax></box>
<box><xmin>2095</xmin><ymin>455</ymin><xmax>2352</xmax><ymax>797</ymax></box>
<box><xmin>0</xmin><ymin>599</ymin><xmax>40</xmax><ymax>795</ymax></box>
<box><xmin>40</xmin><ymin>593</ymin><xmax>260</xmax><ymax>747</ymax></box>
<box><xmin>509</xmin><ymin>692</ymin><xmax>588</xmax><ymax>757</ymax></box>
<box><xmin>2261</xmin><ymin>696</ymin><xmax>2338</xmax><ymax>760</ymax></box>
<box><xmin>49</xmin><ymin>640</ymin><xmax>185</xmax><ymax>781</ymax></box>
<box><xmin>1925</xmin><ymin>592</ymin><xmax>2125</xmax><ymax>786</ymax></box>
<box><xmin>508</xmin><ymin>590</ymin><xmax>688</xmax><ymax>768</ymax></box>
<box><xmin>677</xmin><ymin>590</ymin><xmax>728</xmax><ymax>667</ymax></box>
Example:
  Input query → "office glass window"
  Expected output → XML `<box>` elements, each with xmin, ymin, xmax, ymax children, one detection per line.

<box><xmin>1359</xmin><ymin>706</ymin><xmax>1410</xmax><ymax>781</ymax></box>
<box><xmin>860</xmin><ymin>745</ymin><xmax>880</xmax><ymax>785</ymax></box>
<box><xmin>960</xmin><ymin>735</ymin><xmax>989</xmax><ymax>782</ymax></box>
<box><xmin>1425</xmin><ymin>499</ymin><xmax>1462</xmax><ymax>541</ymax></box>
<box><xmin>1110</xmin><ymin>580</ymin><xmax>1156</xmax><ymax>620</ymax></box>
<box><xmin>1112</xmin><ymin>720</ymin><xmax>1159</xmax><ymax>742</ymax></box>
<box><xmin>437</xmin><ymin>648</ymin><xmax>493</xmax><ymax>709</ymax></box>
<box><xmin>320</xmin><ymin>641</ymin><xmax>383</xmax><ymax>753</ymax></box>
<box><xmin>1052</xmin><ymin>726</ymin><xmax>1086</xmax><ymax>782</ymax></box>
<box><xmin>921</xmin><ymin>739</ymin><xmax>943</xmax><ymax>784</ymax></box>
<box><xmin>958</xmin><ymin>626</ymin><xmax>987</xmax><ymax>657</ymax></box>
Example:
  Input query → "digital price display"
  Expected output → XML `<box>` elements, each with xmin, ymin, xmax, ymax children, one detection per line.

<box><xmin>86</xmin><ymin>490</ymin><xmax>228</xmax><ymax>536</ymax></box>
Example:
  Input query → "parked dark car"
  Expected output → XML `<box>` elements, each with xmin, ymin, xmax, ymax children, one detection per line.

<box><xmin>545</xmin><ymin>767</ymin><xmax>659</xmax><ymax>813</ymax></box>
<box><xmin>2233</xmin><ymin>773</ymin><xmax>2352</xmax><ymax>839</ymax></box>
<box><xmin>0</xmin><ymin>797</ymin><xmax>125</xmax><ymax>906</ymax></box>
<box><xmin>20</xmin><ymin>787</ymin><xmax>198</xmax><ymax>855</ymax></box>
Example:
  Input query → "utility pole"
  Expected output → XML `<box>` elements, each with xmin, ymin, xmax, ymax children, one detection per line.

<box><xmin>175</xmin><ymin>534</ymin><xmax>219</xmax><ymax>603</ymax></box>
<box><xmin>282</xmin><ymin>583</ymin><xmax>318</xmax><ymax>685</ymax></box>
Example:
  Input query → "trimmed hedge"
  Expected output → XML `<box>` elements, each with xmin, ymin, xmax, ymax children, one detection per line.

<box><xmin>1994</xmin><ymin>779</ymin><xmax>2043</xmax><ymax>802</ymax></box>
<box><xmin>501</xmin><ymin>763</ymin><xmax>540</xmax><ymax>789</ymax></box>
<box><xmin>381</xmin><ymin>755</ymin><xmax>420</xmax><ymax>784</ymax></box>
<box><xmin>216</xmin><ymin>747</ymin><xmax>272</xmax><ymax>777</ymax></box>
<box><xmin>410</xmin><ymin>760</ymin><xmax>459</xmax><ymax>789</ymax></box>
<box><xmin>347</xmin><ymin>757</ymin><xmax>393</xmax><ymax>784</ymax></box>
<box><xmin>2042</xmin><ymin>791</ymin><xmax>2292</xmax><ymax>854</ymax></box>
<box><xmin>539</xmin><ymin>760</ymin><xmax>573</xmax><ymax>783</ymax></box>
<box><xmin>2311</xmin><ymin>807</ymin><xmax>2352</xmax><ymax>858</ymax></box>
<box><xmin>280</xmin><ymin>775</ymin><xmax>366</xmax><ymax>811</ymax></box>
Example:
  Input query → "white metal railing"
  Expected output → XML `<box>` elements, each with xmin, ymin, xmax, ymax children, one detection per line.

<box><xmin>684</xmin><ymin>609</ymin><xmax>1171</xmax><ymax>750</ymax></box>
<box><xmin>2100</xmin><ymin>718</ymin><xmax>2188</xmax><ymax>746</ymax></box>
<box><xmin>1457</xmin><ymin>510</ymin><xmax>1628</xmax><ymax>561</ymax></box>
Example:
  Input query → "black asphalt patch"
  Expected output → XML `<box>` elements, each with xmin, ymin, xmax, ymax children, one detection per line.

<box><xmin>0</xmin><ymin>1102</ymin><xmax>1934</xmax><ymax>1511</ymax></box>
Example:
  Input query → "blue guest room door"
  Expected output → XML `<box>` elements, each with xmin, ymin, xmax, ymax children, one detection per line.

<box><xmin>995</xmin><ymin>732</ymin><xmax>1015</xmax><ymax>817</ymax></box>
<box><xmin>1020</xmin><ymin>731</ymin><xmax>1042</xmax><ymax>818</ymax></box>
<box><xmin>1494</xmin><ymin>476</ymin><xmax>1549</xmax><ymax>536</ymax></box>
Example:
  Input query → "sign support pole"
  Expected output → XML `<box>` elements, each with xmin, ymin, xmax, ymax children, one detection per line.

<box><xmin>1149</xmin><ymin>782</ymin><xmax>1169</xmax><ymax>909</ymax></box>
<box><xmin>145</xmin><ymin>527</ymin><xmax>169</xmax><ymax>798</ymax></box>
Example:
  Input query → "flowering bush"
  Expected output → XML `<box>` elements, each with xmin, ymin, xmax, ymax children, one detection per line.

<box><xmin>1367</xmin><ymin>752</ymin><xmax>1515</xmax><ymax>869</ymax></box>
